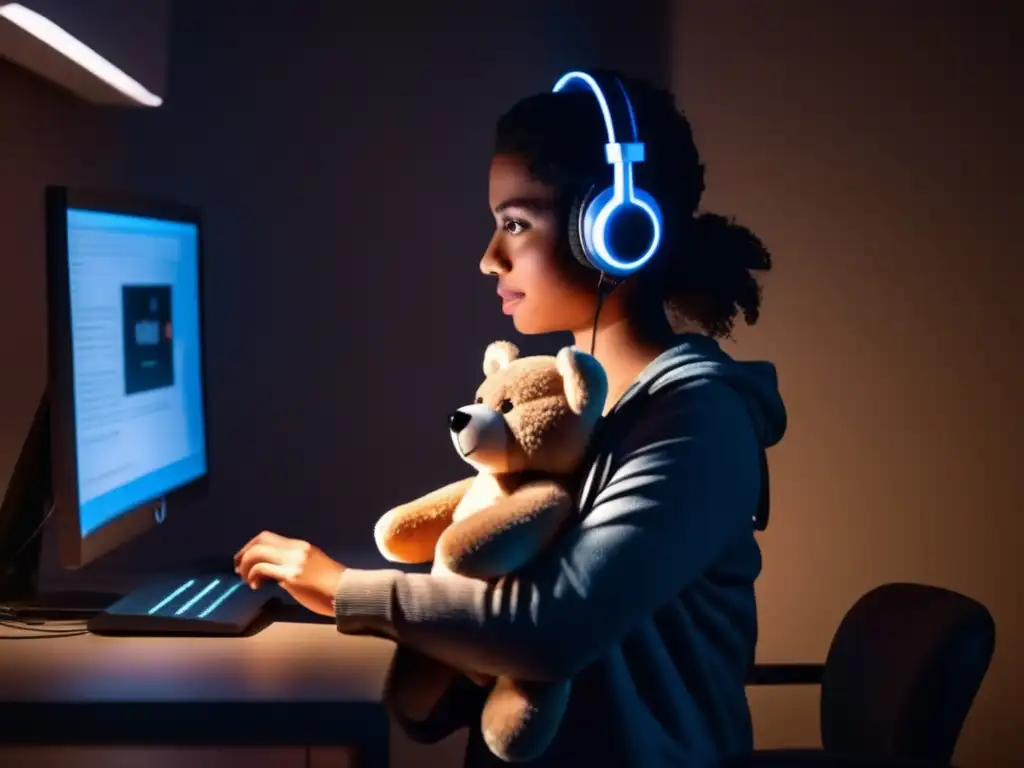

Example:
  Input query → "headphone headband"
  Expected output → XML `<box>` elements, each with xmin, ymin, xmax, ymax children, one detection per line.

<box><xmin>552</xmin><ymin>70</ymin><xmax>663</xmax><ymax>277</ymax></box>
<box><xmin>552</xmin><ymin>70</ymin><xmax>638</xmax><ymax>145</ymax></box>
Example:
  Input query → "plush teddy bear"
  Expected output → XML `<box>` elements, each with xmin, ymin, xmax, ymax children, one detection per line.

<box><xmin>373</xmin><ymin>340</ymin><xmax>608</xmax><ymax>762</ymax></box>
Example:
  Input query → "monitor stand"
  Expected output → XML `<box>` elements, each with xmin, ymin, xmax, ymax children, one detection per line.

<box><xmin>0</xmin><ymin>390</ymin><xmax>278</xmax><ymax>636</ymax></box>
<box><xmin>0</xmin><ymin>391</ymin><xmax>53</xmax><ymax>608</ymax></box>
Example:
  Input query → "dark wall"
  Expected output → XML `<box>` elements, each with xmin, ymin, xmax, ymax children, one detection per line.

<box><xmin>0</xmin><ymin>62</ymin><xmax>129</xmax><ymax>497</ymax></box>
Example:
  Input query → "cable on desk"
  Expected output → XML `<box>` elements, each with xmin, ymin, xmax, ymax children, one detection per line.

<box><xmin>2</xmin><ymin>501</ymin><xmax>94</xmax><ymax>639</ymax></box>
<box><xmin>0</xmin><ymin>618</ymin><xmax>89</xmax><ymax>638</ymax></box>
<box><xmin>1</xmin><ymin>614</ymin><xmax>88</xmax><ymax>629</ymax></box>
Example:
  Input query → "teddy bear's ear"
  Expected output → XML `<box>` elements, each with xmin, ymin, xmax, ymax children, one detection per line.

<box><xmin>483</xmin><ymin>341</ymin><xmax>519</xmax><ymax>376</ymax></box>
<box><xmin>556</xmin><ymin>346</ymin><xmax>608</xmax><ymax>416</ymax></box>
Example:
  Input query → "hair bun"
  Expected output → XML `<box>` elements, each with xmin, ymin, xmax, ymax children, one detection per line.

<box><xmin>661</xmin><ymin>211</ymin><xmax>772</xmax><ymax>337</ymax></box>
<box><xmin>690</xmin><ymin>212</ymin><xmax>772</xmax><ymax>273</ymax></box>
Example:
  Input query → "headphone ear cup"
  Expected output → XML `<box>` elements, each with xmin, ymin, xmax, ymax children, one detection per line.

<box><xmin>566</xmin><ymin>187</ymin><xmax>596</xmax><ymax>270</ymax></box>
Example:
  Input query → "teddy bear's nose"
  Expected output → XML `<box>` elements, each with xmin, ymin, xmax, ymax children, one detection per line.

<box><xmin>449</xmin><ymin>410</ymin><xmax>472</xmax><ymax>433</ymax></box>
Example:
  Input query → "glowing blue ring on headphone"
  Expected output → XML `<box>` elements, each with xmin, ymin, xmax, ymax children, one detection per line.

<box><xmin>553</xmin><ymin>70</ymin><xmax>663</xmax><ymax>277</ymax></box>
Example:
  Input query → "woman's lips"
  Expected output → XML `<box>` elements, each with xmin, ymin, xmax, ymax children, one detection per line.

<box><xmin>501</xmin><ymin>295</ymin><xmax>524</xmax><ymax>314</ymax></box>
<box><xmin>497</xmin><ymin>288</ymin><xmax>525</xmax><ymax>315</ymax></box>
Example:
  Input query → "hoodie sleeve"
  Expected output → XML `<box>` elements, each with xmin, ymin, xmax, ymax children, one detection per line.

<box><xmin>333</xmin><ymin>378</ymin><xmax>763</xmax><ymax>682</ymax></box>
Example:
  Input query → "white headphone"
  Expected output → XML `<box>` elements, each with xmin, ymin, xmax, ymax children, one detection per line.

<box><xmin>552</xmin><ymin>70</ymin><xmax>664</xmax><ymax>279</ymax></box>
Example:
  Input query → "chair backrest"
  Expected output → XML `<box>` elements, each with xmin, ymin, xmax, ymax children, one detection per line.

<box><xmin>820</xmin><ymin>582</ymin><xmax>995</xmax><ymax>763</ymax></box>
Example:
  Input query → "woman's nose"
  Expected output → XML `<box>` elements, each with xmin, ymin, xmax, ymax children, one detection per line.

<box><xmin>479</xmin><ymin>231</ymin><xmax>510</xmax><ymax>276</ymax></box>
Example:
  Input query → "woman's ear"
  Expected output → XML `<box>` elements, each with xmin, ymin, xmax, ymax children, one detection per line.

<box><xmin>483</xmin><ymin>341</ymin><xmax>519</xmax><ymax>376</ymax></box>
<box><xmin>556</xmin><ymin>346</ymin><xmax>608</xmax><ymax>417</ymax></box>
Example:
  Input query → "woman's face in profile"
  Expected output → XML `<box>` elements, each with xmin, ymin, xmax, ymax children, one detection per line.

<box><xmin>480</xmin><ymin>153</ymin><xmax>597</xmax><ymax>335</ymax></box>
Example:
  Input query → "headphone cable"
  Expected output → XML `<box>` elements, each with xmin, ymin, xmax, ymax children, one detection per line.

<box><xmin>590</xmin><ymin>272</ymin><xmax>617</xmax><ymax>357</ymax></box>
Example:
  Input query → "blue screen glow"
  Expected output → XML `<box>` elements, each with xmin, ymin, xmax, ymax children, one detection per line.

<box><xmin>66</xmin><ymin>208</ymin><xmax>208</xmax><ymax>537</ymax></box>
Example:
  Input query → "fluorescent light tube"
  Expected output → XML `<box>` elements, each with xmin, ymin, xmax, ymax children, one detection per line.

<box><xmin>0</xmin><ymin>2</ymin><xmax>162</xmax><ymax>106</ymax></box>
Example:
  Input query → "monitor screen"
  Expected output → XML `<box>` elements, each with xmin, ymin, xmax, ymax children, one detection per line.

<box><xmin>65</xmin><ymin>207</ymin><xmax>208</xmax><ymax>538</ymax></box>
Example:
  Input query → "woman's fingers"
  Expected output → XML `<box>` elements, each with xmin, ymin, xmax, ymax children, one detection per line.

<box><xmin>236</xmin><ymin>542</ymin><xmax>288</xmax><ymax>581</ymax></box>
<box><xmin>234</xmin><ymin>530</ymin><xmax>292</xmax><ymax>567</ymax></box>
<box><xmin>247</xmin><ymin>561</ymin><xmax>291</xmax><ymax>589</ymax></box>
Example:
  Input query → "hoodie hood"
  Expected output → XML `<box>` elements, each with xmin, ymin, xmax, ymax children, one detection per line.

<box><xmin>616</xmin><ymin>334</ymin><xmax>787</xmax><ymax>449</ymax></box>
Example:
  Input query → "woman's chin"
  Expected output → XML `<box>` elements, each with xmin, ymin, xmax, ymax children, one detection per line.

<box><xmin>510</xmin><ymin>305</ymin><xmax>587</xmax><ymax>336</ymax></box>
<box><xmin>510</xmin><ymin>312</ymin><xmax>546</xmax><ymax>335</ymax></box>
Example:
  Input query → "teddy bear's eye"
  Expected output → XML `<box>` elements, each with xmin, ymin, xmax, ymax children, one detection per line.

<box><xmin>475</xmin><ymin>397</ymin><xmax>484</xmax><ymax>404</ymax></box>
<box><xmin>499</xmin><ymin>399</ymin><xmax>514</xmax><ymax>414</ymax></box>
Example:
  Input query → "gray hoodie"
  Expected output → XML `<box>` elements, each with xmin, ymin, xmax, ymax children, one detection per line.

<box><xmin>335</xmin><ymin>333</ymin><xmax>787</xmax><ymax>766</ymax></box>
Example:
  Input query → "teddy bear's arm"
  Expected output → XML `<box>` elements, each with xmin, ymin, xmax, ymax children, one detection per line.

<box><xmin>374</xmin><ymin>476</ymin><xmax>476</xmax><ymax>563</ymax></box>
<box><xmin>436</xmin><ymin>479</ymin><xmax>573</xmax><ymax>580</ymax></box>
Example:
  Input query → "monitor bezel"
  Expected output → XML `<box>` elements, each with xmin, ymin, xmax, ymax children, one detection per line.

<box><xmin>45</xmin><ymin>185</ymin><xmax>211</xmax><ymax>569</ymax></box>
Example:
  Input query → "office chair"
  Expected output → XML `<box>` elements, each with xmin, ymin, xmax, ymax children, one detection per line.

<box><xmin>731</xmin><ymin>582</ymin><xmax>996</xmax><ymax>768</ymax></box>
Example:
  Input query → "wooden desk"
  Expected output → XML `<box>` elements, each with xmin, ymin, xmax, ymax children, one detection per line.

<box><xmin>0</xmin><ymin>585</ymin><xmax>822</xmax><ymax>768</ymax></box>
<box><xmin>0</xmin><ymin>617</ymin><xmax>396</xmax><ymax>768</ymax></box>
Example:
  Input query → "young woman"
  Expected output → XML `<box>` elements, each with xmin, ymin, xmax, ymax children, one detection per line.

<box><xmin>235</xmin><ymin>71</ymin><xmax>786</xmax><ymax>767</ymax></box>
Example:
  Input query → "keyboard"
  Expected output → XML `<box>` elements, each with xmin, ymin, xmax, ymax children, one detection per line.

<box><xmin>86</xmin><ymin>572</ymin><xmax>279</xmax><ymax>636</ymax></box>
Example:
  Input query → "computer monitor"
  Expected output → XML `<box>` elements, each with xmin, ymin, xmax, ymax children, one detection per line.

<box><xmin>0</xmin><ymin>187</ymin><xmax>274</xmax><ymax>634</ymax></box>
<box><xmin>44</xmin><ymin>186</ymin><xmax>210</xmax><ymax>569</ymax></box>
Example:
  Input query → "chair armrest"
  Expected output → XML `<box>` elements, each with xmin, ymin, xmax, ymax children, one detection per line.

<box><xmin>746</xmin><ymin>663</ymin><xmax>825</xmax><ymax>686</ymax></box>
<box><xmin>723</xmin><ymin>748</ymin><xmax>954</xmax><ymax>767</ymax></box>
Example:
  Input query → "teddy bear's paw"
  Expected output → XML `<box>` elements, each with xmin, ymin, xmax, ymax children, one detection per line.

<box><xmin>372</xmin><ymin>507</ymin><xmax>408</xmax><ymax>561</ymax></box>
<box><xmin>481</xmin><ymin>677</ymin><xmax>571</xmax><ymax>763</ymax></box>
<box><xmin>373</xmin><ymin>507</ymin><xmax>438</xmax><ymax>563</ymax></box>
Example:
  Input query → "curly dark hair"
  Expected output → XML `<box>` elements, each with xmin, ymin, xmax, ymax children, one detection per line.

<box><xmin>494</xmin><ymin>71</ymin><xmax>772</xmax><ymax>338</ymax></box>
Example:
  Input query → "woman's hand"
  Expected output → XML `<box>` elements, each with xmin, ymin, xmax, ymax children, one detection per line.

<box><xmin>234</xmin><ymin>531</ymin><xmax>345</xmax><ymax>617</ymax></box>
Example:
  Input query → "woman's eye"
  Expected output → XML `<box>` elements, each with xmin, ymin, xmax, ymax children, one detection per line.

<box><xmin>503</xmin><ymin>219</ymin><xmax>527</xmax><ymax>235</ymax></box>
<box><xmin>499</xmin><ymin>399</ymin><xmax>514</xmax><ymax>414</ymax></box>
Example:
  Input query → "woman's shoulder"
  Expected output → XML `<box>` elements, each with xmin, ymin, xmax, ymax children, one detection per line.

<box><xmin>576</xmin><ymin>351</ymin><xmax>773</xmax><ymax>528</ymax></box>
<box><xmin>610</xmin><ymin>337</ymin><xmax>786</xmax><ymax>452</ymax></box>
<box><xmin>608</xmin><ymin>376</ymin><xmax>755</xmax><ymax>454</ymax></box>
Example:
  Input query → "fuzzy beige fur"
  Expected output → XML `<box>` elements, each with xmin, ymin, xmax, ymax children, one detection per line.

<box><xmin>373</xmin><ymin>341</ymin><xmax>607</xmax><ymax>762</ymax></box>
